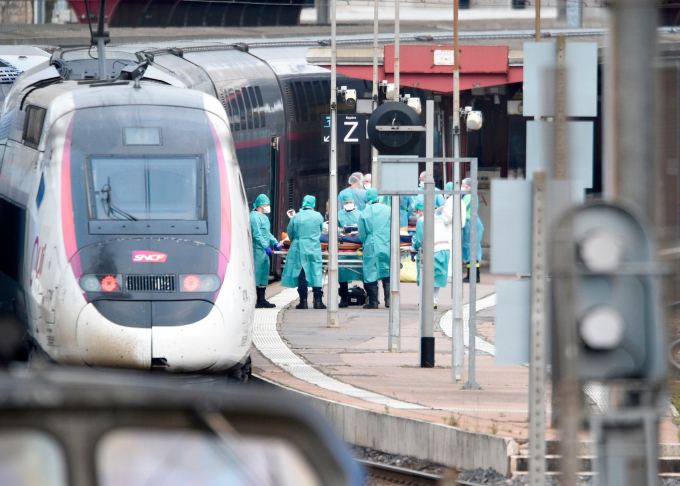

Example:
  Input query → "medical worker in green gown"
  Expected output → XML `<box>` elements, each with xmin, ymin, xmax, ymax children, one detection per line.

<box><xmin>338</xmin><ymin>192</ymin><xmax>363</xmax><ymax>307</ymax></box>
<box><xmin>461</xmin><ymin>178</ymin><xmax>484</xmax><ymax>283</ymax></box>
<box><xmin>358</xmin><ymin>188</ymin><xmax>391</xmax><ymax>309</ymax></box>
<box><xmin>250</xmin><ymin>194</ymin><xmax>279</xmax><ymax>308</ymax></box>
<box><xmin>281</xmin><ymin>195</ymin><xmax>326</xmax><ymax>309</ymax></box>
<box><xmin>411</xmin><ymin>200</ymin><xmax>451</xmax><ymax>309</ymax></box>
<box><xmin>337</xmin><ymin>172</ymin><xmax>367</xmax><ymax>211</ymax></box>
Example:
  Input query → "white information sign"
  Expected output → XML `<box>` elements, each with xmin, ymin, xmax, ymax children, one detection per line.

<box><xmin>433</xmin><ymin>50</ymin><xmax>454</xmax><ymax>66</ymax></box>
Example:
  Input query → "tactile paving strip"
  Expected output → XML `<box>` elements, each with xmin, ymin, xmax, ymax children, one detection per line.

<box><xmin>439</xmin><ymin>294</ymin><xmax>497</xmax><ymax>356</ymax></box>
<box><xmin>253</xmin><ymin>288</ymin><xmax>428</xmax><ymax>410</ymax></box>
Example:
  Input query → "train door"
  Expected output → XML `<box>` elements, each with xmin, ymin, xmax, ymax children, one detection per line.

<box><xmin>269</xmin><ymin>135</ymin><xmax>281</xmax><ymax>278</ymax></box>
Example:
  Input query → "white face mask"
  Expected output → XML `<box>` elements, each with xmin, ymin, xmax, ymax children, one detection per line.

<box><xmin>364</xmin><ymin>182</ymin><xmax>371</xmax><ymax>189</ymax></box>
<box><xmin>263</xmin><ymin>205</ymin><xmax>271</xmax><ymax>214</ymax></box>
<box><xmin>419</xmin><ymin>180</ymin><xmax>425</xmax><ymax>188</ymax></box>
<box><xmin>344</xmin><ymin>203</ymin><xmax>355</xmax><ymax>212</ymax></box>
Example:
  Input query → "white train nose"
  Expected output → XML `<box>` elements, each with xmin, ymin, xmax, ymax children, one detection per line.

<box><xmin>76</xmin><ymin>303</ymin><xmax>152</xmax><ymax>369</ymax></box>
<box><xmin>76</xmin><ymin>301</ymin><xmax>228</xmax><ymax>372</ymax></box>
<box><xmin>151</xmin><ymin>305</ymin><xmax>227</xmax><ymax>373</ymax></box>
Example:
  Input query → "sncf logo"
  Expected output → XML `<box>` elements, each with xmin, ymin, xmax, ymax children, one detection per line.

<box><xmin>132</xmin><ymin>251</ymin><xmax>168</xmax><ymax>263</ymax></box>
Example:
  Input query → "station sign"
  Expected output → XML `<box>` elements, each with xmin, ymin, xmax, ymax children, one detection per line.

<box><xmin>322</xmin><ymin>114</ymin><xmax>367</xmax><ymax>144</ymax></box>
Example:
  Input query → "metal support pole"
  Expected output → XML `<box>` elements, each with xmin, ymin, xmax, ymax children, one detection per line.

<box><xmin>554</xmin><ymin>35</ymin><xmax>567</xmax><ymax>180</ymax></box>
<box><xmin>420</xmin><ymin>99</ymin><xmax>435</xmax><ymax>368</ymax></box>
<box><xmin>316</xmin><ymin>0</ymin><xmax>329</xmax><ymax>25</ymax></box>
<box><xmin>371</xmin><ymin>0</ymin><xmax>379</xmax><ymax>187</ymax></box>
<box><xmin>605</xmin><ymin>0</ymin><xmax>657</xmax><ymax>220</ymax></box>
<box><xmin>34</xmin><ymin>0</ymin><xmax>45</xmax><ymax>23</ymax></box>
<box><xmin>451</xmin><ymin>0</ymin><xmax>464</xmax><ymax>383</ymax></box>
<box><xmin>388</xmin><ymin>0</ymin><xmax>401</xmax><ymax>352</ymax></box>
<box><xmin>528</xmin><ymin>170</ymin><xmax>547</xmax><ymax>486</ymax></box>
<box><xmin>535</xmin><ymin>0</ymin><xmax>541</xmax><ymax>42</ymax></box>
<box><xmin>327</xmin><ymin>0</ymin><xmax>339</xmax><ymax>328</ymax></box>
<box><xmin>463</xmin><ymin>158</ymin><xmax>480</xmax><ymax>389</ymax></box>
<box><xmin>93</xmin><ymin>0</ymin><xmax>109</xmax><ymax>81</ymax></box>
<box><xmin>566</xmin><ymin>0</ymin><xmax>582</xmax><ymax>28</ymax></box>
<box><xmin>389</xmin><ymin>198</ymin><xmax>401</xmax><ymax>352</ymax></box>
<box><xmin>97</xmin><ymin>38</ymin><xmax>107</xmax><ymax>81</ymax></box>
<box><xmin>394</xmin><ymin>0</ymin><xmax>399</xmax><ymax>101</ymax></box>
<box><xmin>554</xmin><ymin>31</ymin><xmax>577</xmax><ymax>486</ymax></box>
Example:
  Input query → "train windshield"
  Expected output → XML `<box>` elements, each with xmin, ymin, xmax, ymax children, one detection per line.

<box><xmin>88</xmin><ymin>156</ymin><xmax>203</xmax><ymax>221</ymax></box>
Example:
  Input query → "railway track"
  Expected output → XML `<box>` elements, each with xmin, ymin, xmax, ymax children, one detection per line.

<box><xmin>359</xmin><ymin>459</ymin><xmax>489</xmax><ymax>486</ymax></box>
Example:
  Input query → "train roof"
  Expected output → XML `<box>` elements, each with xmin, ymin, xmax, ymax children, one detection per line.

<box><xmin>6</xmin><ymin>80</ymin><xmax>226</xmax><ymax>149</ymax></box>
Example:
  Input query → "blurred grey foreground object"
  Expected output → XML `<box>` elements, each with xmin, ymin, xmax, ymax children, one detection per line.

<box><xmin>551</xmin><ymin>201</ymin><xmax>667</xmax><ymax>486</ymax></box>
<box><xmin>0</xmin><ymin>363</ymin><xmax>363</xmax><ymax>486</ymax></box>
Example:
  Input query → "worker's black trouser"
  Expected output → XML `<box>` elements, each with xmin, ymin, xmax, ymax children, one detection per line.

<box><xmin>298</xmin><ymin>269</ymin><xmax>323</xmax><ymax>299</ymax></box>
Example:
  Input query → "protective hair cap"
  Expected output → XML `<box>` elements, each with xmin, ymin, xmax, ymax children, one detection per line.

<box><xmin>462</xmin><ymin>178</ymin><xmax>472</xmax><ymax>188</ymax></box>
<box><xmin>348</xmin><ymin>172</ymin><xmax>364</xmax><ymax>185</ymax></box>
<box><xmin>415</xmin><ymin>200</ymin><xmax>424</xmax><ymax>211</ymax></box>
<box><xmin>445</xmin><ymin>181</ymin><xmax>454</xmax><ymax>191</ymax></box>
<box><xmin>343</xmin><ymin>192</ymin><xmax>355</xmax><ymax>202</ymax></box>
<box><xmin>253</xmin><ymin>194</ymin><xmax>270</xmax><ymax>209</ymax></box>
<box><xmin>302</xmin><ymin>195</ymin><xmax>316</xmax><ymax>209</ymax></box>
<box><xmin>419</xmin><ymin>171</ymin><xmax>427</xmax><ymax>180</ymax></box>
<box><xmin>366</xmin><ymin>188</ymin><xmax>379</xmax><ymax>202</ymax></box>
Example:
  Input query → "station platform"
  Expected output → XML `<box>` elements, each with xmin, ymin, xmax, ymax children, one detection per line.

<box><xmin>251</xmin><ymin>272</ymin><xmax>680</xmax><ymax>471</ymax></box>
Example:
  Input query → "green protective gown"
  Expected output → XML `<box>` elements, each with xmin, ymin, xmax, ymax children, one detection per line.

<box><xmin>358</xmin><ymin>202</ymin><xmax>391</xmax><ymax>283</ymax></box>
<box><xmin>338</xmin><ymin>208</ymin><xmax>363</xmax><ymax>283</ymax></box>
<box><xmin>281</xmin><ymin>208</ymin><xmax>325</xmax><ymax>288</ymax></box>
<box><xmin>411</xmin><ymin>216</ymin><xmax>451</xmax><ymax>288</ymax></box>
<box><xmin>250</xmin><ymin>210</ymin><xmax>278</xmax><ymax>286</ymax></box>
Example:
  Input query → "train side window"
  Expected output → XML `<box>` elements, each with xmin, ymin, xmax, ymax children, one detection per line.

<box><xmin>227</xmin><ymin>89</ymin><xmax>240</xmax><ymax>132</ymax></box>
<box><xmin>321</xmin><ymin>81</ymin><xmax>331</xmax><ymax>105</ymax></box>
<box><xmin>0</xmin><ymin>108</ymin><xmax>14</xmax><ymax>143</ymax></box>
<box><xmin>241</xmin><ymin>88</ymin><xmax>254</xmax><ymax>130</ymax></box>
<box><xmin>312</xmin><ymin>81</ymin><xmax>325</xmax><ymax>119</ymax></box>
<box><xmin>235</xmin><ymin>90</ymin><xmax>247</xmax><ymax>131</ymax></box>
<box><xmin>22</xmin><ymin>105</ymin><xmax>46</xmax><ymax>150</ymax></box>
<box><xmin>294</xmin><ymin>82</ymin><xmax>308</xmax><ymax>121</ymax></box>
<box><xmin>0</xmin><ymin>197</ymin><xmax>26</xmax><ymax>282</ymax></box>
<box><xmin>36</xmin><ymin>173</ymin><xmax>45</xmax><ymax>209</ymax></box>
<box><xmin>303</xmin><ymin>82</ymin><xmax>317</xmax><ymax>121</ymax></box>
<box><xmin>287</xmin><ymin>84</ymin><xmax>300</xmax><ymax>122</ymax></box>
<box><xmin>246</xmin><ymin>87</ymin><xmax>259</xmax><ymax>129</ymax></box>
<box><xmin>254</xmin><ymin>87</ymin><xmax>266</xmax><ymax>128</ymax></box>
<box><xmin>220</xmin><ymin>91</ymin><xmax>234</xmax><ymax>131</ymax></box>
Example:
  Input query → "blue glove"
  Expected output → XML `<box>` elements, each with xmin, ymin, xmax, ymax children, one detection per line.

<box><xmin>275</xmin><ymin>243</ymin><xmax>281</xmax><ymax>251</ymax></box>
<box><xmin>266</xmin><ymin>247</ymin><xmax>273</xmax><ymax>256</ymax></box>
<box><xmin>411</xmin><ymin>253</ymin><xmax>415</xmax><ymax>262</ymax></box>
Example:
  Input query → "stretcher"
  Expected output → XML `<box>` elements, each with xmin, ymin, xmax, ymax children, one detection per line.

<box><xmin>274</xmin><ymin>243</ymin><xmax>414</xmax><ymax>278</ymax></box>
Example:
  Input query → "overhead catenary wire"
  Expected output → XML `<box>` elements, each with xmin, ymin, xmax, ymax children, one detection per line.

<box><xmin>176</xmin><ymin>0</ymin><xmax>605</xmax><ymax>6</ymax></box>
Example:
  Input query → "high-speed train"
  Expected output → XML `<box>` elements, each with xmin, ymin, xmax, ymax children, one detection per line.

<box><xmin>0</xmin><ymin>50</ymin><xmax>257</xmax><ymax>377</ymax></box>
<box><xmin>0</xmin><ymin>38</ymin><xmax>424</xmax><ymax>376</ymax></box>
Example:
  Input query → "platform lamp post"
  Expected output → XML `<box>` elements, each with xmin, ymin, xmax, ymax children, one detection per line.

<box><xmin>388</xmin><ymin>0</ymin><xmax>402</xmax><ymax>353</ymax></box>
<box><xmin>327</xmin><ymin>0</ymin><xmax>339</xmax><ymax>329</ymax></box>
<box><xmin>370</xmin><ymin>0</ymin><xmax>379</xmax><ymax>187</ymax></box>
<box><xmin>450</xmin><ymin>0</ymin><xmax>464</xmax><ymax>383</ymax></box>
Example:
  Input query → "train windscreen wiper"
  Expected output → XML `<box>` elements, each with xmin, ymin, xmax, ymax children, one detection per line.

<box><xmin>101</xmin><ymin>176</ymin><xmax>138</xmax><ymax>221</ymax></box>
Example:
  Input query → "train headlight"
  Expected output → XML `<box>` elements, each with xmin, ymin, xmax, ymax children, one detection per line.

<box><xmin>101</xmin><ymin>275</ymin><xmax>118</xmax><ymax>292</ymax></box>
<box><xmin>79</xmin><ymin>274</ymin><xmax>122</xmax><ymax>292</ymax></box>
<box><xmin>180</xmin><ymin>274</ymin><xmax>221</xmax><ymax>292</ymax></box>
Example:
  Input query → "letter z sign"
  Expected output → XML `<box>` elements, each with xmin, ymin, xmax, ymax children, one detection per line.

<box><xmin>322</xmin><ymin>115</ymin><xmax>367</xmax><ymax>144</ymax></box>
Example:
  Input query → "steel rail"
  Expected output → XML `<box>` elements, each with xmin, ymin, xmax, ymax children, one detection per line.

<box><xmin>359</xmin><ymin>459</ymin><xmax>498</xmax><ymax>486</ymax></box>
<box><xmin>358</xmin><ymin>459</ymin><xmax>442</xmax><ymax>485</ymax></box>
